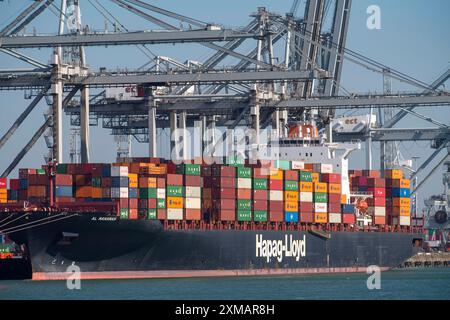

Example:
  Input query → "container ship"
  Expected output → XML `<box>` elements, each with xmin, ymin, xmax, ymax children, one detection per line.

<box><xmin>0</xmin><ymin>123</ymin><xmax>423</xmax><ymax>280</ymax></box>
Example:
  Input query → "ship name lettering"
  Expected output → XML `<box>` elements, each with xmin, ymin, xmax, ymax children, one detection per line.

<box><xmin>256</xmin><ymin>234</ymin><xmax>306</xmax><ymax>262</ymax></box>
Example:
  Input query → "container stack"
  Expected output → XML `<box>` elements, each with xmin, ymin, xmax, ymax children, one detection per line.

<box><xmin>166</xmin><ymin>173</ymin><xmax>184</xmax><ymax>220</ymax></box>
<box><xmin>253</xmin><ymin>167</ymin><xmax>269</xmax><ymax>222</ymax></box>
<box><xmin>323</xmin><ymin>173</ymin><xmax>341</xmax><ymax>224</ymax></box>
<box><xmin>342</xmin><ymin>204</ymin><xmax>356</xmax><ymax>224</ymax></box>
<box><xmin>7</xmin><ymin>178</ymin><xmax>19</xmax><ymax>202</ymax></box>
<box><xmin>210</xmin><ymin>165</ymin><xmax>236</xmax><ymax>222</ymax></box>
<box><xmin>283</xmin><ymin>169</ymin><xmax>298</xmax><ymax>223</ymax></box>
<box><xmin>386</xmin><ymin>169</ymin><xmax>411</xmax><ymax>226</ymax></box>
<box><xmin>367</xmin><ymin>177</ymin><xmax>386</xmax><ymax>225</ymax></box>
<box><xmin>28</xmin><ymin>169</ymin><xmax>48</xmax><ymax>202</ymax></box>
<box><xmin>313</xmin><ymin>178</ymin><xmax>328</xmax><ymax>224</ymax></box>
<box><xmin>18</xmin><ymin>169</ymin><xmax>33</xmax><ymax>201</ymax></box>
<box><xmin>54</xmin><ymin>173</ymin><xmax>73</xmax><ymax>203</ymax></box>
<box><xmin>236</xmin><ymin>167</ymin><xmax>253</xmax><ymax>222</ymax></box>
<box><xmin>179</xmin><ymin>164</ymin><xmax>202</xmax><ymax>221</ymax></box>
<box><xmin>299</xmin><ymin>171</ymin><xmax>313</xmax><ymax>223</ymax></box>
<box><xmin>111</xmin><ymin>165</ymin><xmax>130</xmax><ymax>219</ymax></box>
<box><xmin>0</xmin><ymin>178</ymin><xmax>7</xmax><ymax>204</ymax></box>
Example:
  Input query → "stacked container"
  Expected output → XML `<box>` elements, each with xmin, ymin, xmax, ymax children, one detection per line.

<box><xmin>28</xmin><ymin>169</ymin><xmax>48</xmax><ymax>202</ymax></box>
<box><xmin>236</xmin><ymin>167</ymin><xmax>253</xmax><ymax>222</ymax></box>
<box><xmin>322</xmin><ymin>173</ymin><xmax>341</xmax><ymax>224</ymax></box>
<box><xmin>210</xmin><ymin>165</ymin><xmax>236</xmax><ymax>221</ymax></box>
<box><xmin>111</xmin><ymin>165</ymin><xmax>130</xmax><ymax>219</ymax></box>
<box><xmin>367</xmin><ymin>177</ymin><xmax>386</xmax><ymax>225</ymax></box>
<box><xmin>0</xmin><ymin>178</ymin><xmax>7</xmax><ymax>203</ymax></box>
<box><xmin>166</xmin><ymin>173</ymin><xmax>184</xmax><ymax>220</ymax></box>
<box><xmin>7</xmin><ymin>178</ymin><xmax>19</xmax><ymax>202</ymax></box>
<box><xmin>283</xmin><ymin>169</ymin><xmax>298</xmax><ymax>223</ymax></box>
<box><xmin>18</xmin><ymin>168</ymin><xmax>34</xmax><ymax>201</ymax></box>
<box><xmin>179</xmin><ymin>164</ymin><xmax>202</xmax><ymax>221</ymax></box>
<box><xmin>386</xmin><ymin>169</ymin><xmax>411</xmax><ymax>226</ymax></box>
<box><xmin>299</xmin><ymin>171</ymin><xmax>313</xmax><ymax>223</ymax></box>
<box><xmin>54</xmin><ymin>174</ymin><xmax>73</xmax><ymax>203</ymax></box>
<box><xmin>313</xmin><ymin>177</ymin><xmax>328</xmax><ymax>223</ymax></box>
<box><xmin>253</xmin><ymin>167</ymin><xmax>268</xmax><ymax>222</ymax></box>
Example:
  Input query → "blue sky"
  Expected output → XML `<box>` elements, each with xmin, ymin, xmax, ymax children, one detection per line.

<box><xmin>0</xmin><ymin>0</ymin><xmax>449</xmax><ymax>211</ymax></box>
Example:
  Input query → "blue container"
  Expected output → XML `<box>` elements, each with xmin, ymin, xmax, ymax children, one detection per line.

<box><xmin>285</xmin><ymin>211</ymin><xmax>299</xmax><ymax>223</ymax></box>
<box><xmin>129</xmin><ymin>188</ymin><xmax>138</xmax><ymax>198</ymax></box>
<box><xmin>102</xmin><ymin>165</ymin><xmax>111</xmax><ymax>177</ymax></box>
<box><xmin>111</xmin><ymin>177</ymin><xmax>129</xmax><ymax>188</ymax></box>
<box><xmin>19</xmin><ymin>178</ymin><xmax>28</xmax><ymax>190</ymax></box>
<box><xmin>55</xmin><ymin>186</ymin><xmax>73</xmax><ymax>197</ymax></box>
<box><xmin>391</xmin><ymin>188</ymin><xmax>410</xmax><ymax>198</ymax></box>
<box><xmin>342</xmin><ymin>204</ymin><xmax>355</xmax><ymax>214</ymax></box>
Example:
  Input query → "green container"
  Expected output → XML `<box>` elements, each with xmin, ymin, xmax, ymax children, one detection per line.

<box><xmin>314</xmin><ymin>192</ymin><xmax>328</xmax><ymax>203</ymax></box>
<box><xmin>157</xmin><ymin>198</ymin><xmax>166</xmax><ymax>209</ymax></box>
<box><xmin>299</xmin><ymin>171</ymin><xmax>313</xmax><ymax>182</ymax></box>
<box><xmin>56</xmin><ymin>164</ymin><xmax>67</xmax><ymax>174</ymax></box>
<box><xmin>167</xmin><ymin>185</ymin><xmax>184</xmax><ymax>197</ymax></box>
<box><xmin>237</xmin><ymin>199</ymin><xmax>251</xmax><ymax>210</ymax></box>
<box><xmin>36</xmin><ymin>168</ymin><xmax>46</xmax><ymax>175</ymax></box>
<box><xmin>139</xmin><ymin>188</ymin><xmax>157</xmax><ymax>199</ymax></box>
<box><xmin>253</xmin><ymin>178</ymin><xmax>268</xmax><ymax>190</ymax></box>
<box><xmin>120</xmin><ymin>208</ymin><xmax>129</xmax><ymax>219</ymax></box>
<box><xmin>284</xmin><ymin>180</ymin><xmax>298</xmax><ymax>191</ymax></box>
<box><xmin>237</xmin><ymin>167</ymin><xmax>252</xmax><ymax>178</ymax></box>
<box><xmin>176</xmin><ymin>164</ymin><xmax>201</xmax><ymax>176</ymax></box>
<box><xmin>274</xmin><ymin>160</ymin><xmax>291</xmax><ymax>170</ymax></box>
<box><xmin>0</xmin><ymin>244</ymin><xmax>11</xmax><ymax>253</ymax></box>
<box><xmin>226</xmin><ymin>155</ymin><xmax>245</xmax><ymax>167</ymax></box>
<box><xmin>92</xmin><ymin>177</ymin><xmax>102</xmax><ymax>187</ymax></box>
<box><xmin>147</xmin><ymin>209</ymin><xmax>157</xmax><ymax>220</ymax></box>
<box><xmin>237</xmin><ymin>210</ymin><xmax>252</xmax><ymax>221</ymax></box>
<box><xmin>254</xmin><ymin>210</ymin><xmax>268</xmax><ymax>222</ymax></box>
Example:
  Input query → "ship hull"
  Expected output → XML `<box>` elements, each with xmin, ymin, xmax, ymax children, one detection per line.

<box><xmin>5</xmin><ymin>212</ymin><xmax>422</xmax><ymax>280</ymax></box>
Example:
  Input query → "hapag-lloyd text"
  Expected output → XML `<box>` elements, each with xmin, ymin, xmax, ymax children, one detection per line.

<box><xmin>256</xmin><ymin>234</ymin><xmax>306</xmax><ymax>262</ymax></box>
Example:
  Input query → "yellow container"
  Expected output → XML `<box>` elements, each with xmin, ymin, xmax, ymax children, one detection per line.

<box><xmin>314</xmin><ymin>213</ymin><xmax>328</xmax><ymax>223</ymax></box>
<box><xmin>299</xmin><ymin>181</ymin><xmax>313</xmax><ymax>192</ymax></box>
<box><xmin>269</xmin><ymin>169</ymin><xmax>283</xmax><ymax>180</ymax></box>
<box><xmin>284</xmin><ymin>201</ymin><xmax>298</xmax><ymax>212</ymax></box>
<box><xmin>128</xmin><ymin>173</ymin><xmax>138</xmax><ymax>188</ymax></box>
<box><xmin>284</xmin><ymin>191</ymin><xmax>298</xmax><ymax>202</ymax></box>
<box><xmin>328</xmin><ymin>183</ymin><xmax>341</xmax><ymax>194</ymax></box>
<box><xmin>392</xmin><ymin>197</ymin><xmax>410</xmax><ymax>207</ymax></box>
<box><xmin>167</xmin><ymin>196</ymin><xmax>184</xmax><ymax>209</ymax></box>
<box><xmin>341</xmin><ymin>194</ymin><xmax>348</xmax><ymax>204</ymax></box>
<box><xmin>0</xmin><ymin>199</ymin><xmax>7</xmax><ymax>204</ymax></box>
<box><xmin>92</xmin><ymin>187</ymin><xmax>102</xmax><ymax>198</ymax></box>
<box><xmin>395</xmin><ymin>206</ymin><xmax>411</xmax><ymax>216</ymax></box>
<box><xmin>312</xmin><ymin>172</ymin><xmax>320</xmax><ymax>183</ymax></box>
<box><xmin>385</xmin><ymin>169</ymin><xmax>403</xmax><ymax>179</ymax></box>
<box><xmin>314</xmin><ymin>182</ymin><xmax>327</xmax><ymax>193</ymax></box>
<box><xmin>399</xmin><ymin>179</ymin><xmax>410</xmax><ymax>189</ymax></box>
<box><xmin>0</xmin><ymin>189</ymin><xmax>7</xmax><ymax>197</ymax></box>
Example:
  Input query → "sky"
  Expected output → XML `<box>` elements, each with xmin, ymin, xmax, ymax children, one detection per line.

<box><xmin>0</xmin><ymin>0</ymin><xmax>449</xmax><ymax>212</ymax></box>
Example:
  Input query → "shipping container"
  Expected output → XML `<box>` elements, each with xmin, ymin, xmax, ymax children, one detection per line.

<box><xmin>314</xmin><ymin>213</ymin><xmax>328</xmax><ymax>223</ymax></box>
<box><xmin>285</xmin><ymin>212</ymin><xmax>299</xmax><ymax>223</ymax></box>
<box><xmin>328</xmin><ymin>213</ymin><xmax>342</xmax><ymax>224</ymax></box>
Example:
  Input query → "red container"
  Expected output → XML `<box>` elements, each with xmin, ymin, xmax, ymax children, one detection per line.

<box><xmin>9</xmin><ymin>179</ymin><xmax>20</xmax><ymax>190</ymax></box>
<box><xmin>185</xmin><ymin>175</ymin><xmax>202</xmax><ymax>187</ymax></box>
<box><xmin>269</xmin><ymin>210</ymin><xmax>284</xmax><ymax>222</ymax></box>
<box><xmin>284</xmin><ymin>170</ymin><xmax>298</xmax><ymax>181</ymax></box>
<box><xmin>201</xmin><ymin>166</ymin><xmax>211</xmax><ymax>177</ymax></box>
<box><xmin>147</xmin><ymin>198</ymin><xmax>157</xmax><ymax>209</ymax></box>
<box><xmin>213</xmin><ymin>199</ymin><xmax>235</xmax><ymax>210</ymax></box>
<box><xmin>368</xmin><ymin>178</ymin><xmax>385</xmax><ymax>188</ymax></box>
<box><xmin>55</xmin><ymin>174</ymin><xmax>72</xmax><ymax>186</ymax></box>
<box><xmin>321</xmin><ymin>173</ymin><xmax>341</xmax><ymax>184</ymax></box>
<box><xmin>367</xmin><ymin>197</ymin><xmax>386</xmax><ymax>207</ymax></box>
<box><xmin>269</xmin><ymin>180</ymin><xmax>283</xmax><ymax>190</ymax></box>
<box><xmin>55</xmin><ymin>197</ymin><xmax>75</xmax><ymax>203</ymax></box>
<box><xmin>101</xmin><ymin>177</ymin><xmax>111</xmax><ymax>188</ymax></box>
<box><xmin>0</xmin><ymin>178</ymin><xmax>7</xmax><ymax>189</ymax></box>
<box><xmin>237</xmin><ymin>188</ymin><xmax>251</xmax><ymax>200</ymax></box>
<box><xmin>212</xmin><ymin>165</ymin><xmax>235</xmax><ymax>177</ymax></box>
<box><xmin>299</xmin><ymin>202</ymin><xmax>313</xmax><ymax>212</ymax></box>
<box><xmin>157</xmin><ymin>177</ymin><xmax>166</xmax><ymax>188</ymax></box>
<box><xmin>328</xmin><ymin>193</ymin><xmax>341</xmax><ymax>204</ymax></box>
<box><xmin>19</xmin><ymin>168</ymin><xmax>35</xmax><ymax>179</ymax></box>
<box><xmin>342</xmin><ymin>213</ymin><xmax>355</xmax><ymax>224</ymax></box>
<box><xmin>218</xmin><ymin>209</ymin><xmax>236</xmax><ymax>221</ymax></box>
<box><xmin>253</xmin><ymin>168</ymin><xmax>268</xmax><ymax>179</ymax></box>
<box><xmin>373</xmin><ymin>216</ymin><xmax>386</xmax><ymax>225</ymax></box>
<box><xmin>167</xmin><ymin>174</ymin><xmax>183</xmax><ymax>186</ymax></box>
<box><xmin>129</xmin><ymin>208</ymin><xmax>138</xmax><ymax>220</ymax></box>
<box><xmin>362</xmin><ymin>170</ymin><xmax>381</xmax><ymax>178</ymax></box>
<box><xmin>157</xmin><ymin>209</ymin><xmax>167</xmax><ymax>220</ymax></box>
<box><xmin>119</xmin><ymin>198</ymin><xmax>129</xmax><ymax>208</ymax></box>
<box><xmin>253</xmin><ymin>190</ymin><xmax>268</xmax><ymax>201</ymax></box>
<box><xmin>270</xmin><ymin>201</ymin><xmax>284</xmax><ymax>211</ymax></box>
<box><xmin>211</xmin><ymin>188</ymin><xmax>236</xmax><ymax>199</ymax></box>
<box><xmin>352</xmin><ymin>176</ymin><xmax>368</xmax><ymax>186</ymax></box>
<box><xmin>185</xmin><ymin>209</ymin><xmax>201</xmax><ymax>220</ymax></box>
<box><xmin>211</xmin><ymin>177</ymin><xmax>235</xmax><ymax>188</ymax></box>
<box><xmin>368</xmin><ymin>187</ymin><xmax>385</xmax><ymax>197</ymax></box>
<box><xmin>299</xmin><ymin>212</ymin><xmax>314</xmax><ymax>223</ymax></box>
<box><xmin>253</xmin><ymin>200</ymin><xmax>268</xmax><ymax>211</ymax></box>
<box><xmin>328</xmin><ymin>202</ymin><xmax>341</xmax><ymax>213</ymax></box>
<box><xmin>139</xmin><ymin>199</ymin><xmax>148</xmax><ymax>208</ymax></box>
<box><xmin>129</xmin><ymin>198</ymin><xmax>139</xmax><ymax>209</ymax></box>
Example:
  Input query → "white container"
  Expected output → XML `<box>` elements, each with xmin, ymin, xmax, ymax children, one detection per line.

<box><xmin>157</xmin><ymin>188</ymin><xmax>166</xmax><ymax>199</ymax></box>
<box><xmin>291</xmin><ymin>161</ymin><xmax>305</xmax><ymax>170</ymax></box>
<box><xmin>237</xmin><ymin>178</ymin><xmax>252</xmax><ymax>189</ymax></box>
<box><xmin>111</xmin><ymin>187</ymin><xmax>128</xmax><ymax>198</ymax></box>
<box><xmin>313</xmin><ymin>163</ymin><xmax>333</xmax><ymax>174</ymax></box>
<box><xmin>167</xmin><ymin>208</ymin><xmax>183</xmax><ymax>220</ymax></box>
<box><xmin>111</xmin><ymin>166</ymin><xmax>128</xmax><ymax>176</ymax></box>
<box><xmin>185</xmin><ymin>186</ymin><xmax>201</xmax><ymax>198</ymax></box>
<box><xmin>314</xmin><ymin>203</ymin><xmax>327</xmax><ymax>213</ymax></box>
<box><xmin>368</xmin><ymin>206</ymin><xmax>386</xmax><ymax>216</ymax></box>
<box><xmin>329</xmin><ymin>213</ymin><xmax>342</xmax><ymax>224</ymax></box>
<box><xmin>399</xmin><ymin>216</ymin><xmax>411</xmax><ymax>226</ymax></box>
<box><xmin>185</xmin><ymin>197</ymin><xmax>201</xmax><ymax>209</ymax></box>
<box><xmin>299</xmin><ymin>192</ymin><xmax>313</xmax><ymax>202</ymax></box>
<box><xmin>269</xmin><ymin>190</ymin><xmax>283</xmax><ymax>201</ymax></box>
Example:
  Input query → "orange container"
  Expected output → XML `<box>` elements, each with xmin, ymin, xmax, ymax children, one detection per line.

<box><xmin>392</xmin><ymin>206</ymin><xmax>411</xmax><ymax>216</ymax></box>
<box><xmin>341</xmin><ymin>194</ymin><xmax>348</xmax><ymax>204</ymax></box>
<box><xmin>237</xmin><ymin>188</ymin><xmax>252</xmax><ymax>200</ymax></box>
<box><xmin>385</xmin><ymin>169</ymin><xmax>403</xmax><ymax>179</ymax></box>
<box><xmin>314</xmin><ymin>213</ymin><xmax>328</xmax><ymax>223</ymax></box>
<box><xmin>373</xmin><ymin>216</ymin><xmax>386</xmax><ymax>225</ymax></box>
<box><xmin>284</xmin><ymin>191</ymin><xmax>298</xmax><ymax>202</ymax></box>
<box><xmin>75</xmin><ymin>186</ymin><xmax>92</xmax><ymax>198</ymax></box>
<box><xmin>91</xmin><ymin>187</ymin><xmax>102</xmax><ymax>198</ymax></box>
<box><xmin>128</xmin><ymin>173</ymin><xmax>138</xmax><ymax>188</ymax></box>
<box><xmin>284</xmin><ymin>201</ymin><xmax>298</xmax><ymax>212</ymax></box>
<box><xmin>390</xmin><ymin>179</ymin><xmax>410</xmax><ymax>189</ymax></box>
<box><xmin>269</xmin><ymin>169</ymin><xmax>283</xmax><ymax>181</ymax></box>
<box><xmin>299</xmin><ymin>181</ymin><xmax>313</xmax><ymax>192</ymax></box>
<box><xmin>328</xmin><ymin>183</ymin><xmax>341</xmax><ymax>194</ymax></box>
<box><xmin>314</xmin><ymin>182</ymin><xmax>327</xmax><ymax>193</ymax></box>
<box><xmin>392</xmin><ymin>197</ymin><xmax>410</xmax><ymax>207</ymax></box>
<box><xmin>167</xmin><ymin>196</ymin><xmax>184</xmax><ymax>209</ymax></box>
<box><xmin>312</xmin><ymin>172</ymin><xmax>320</xmax><ymax>183</ymax></box>
<box><xmin>139</xmin><ymin>177</ymin><xmax>157</xmax><ymax>188</ymax></box>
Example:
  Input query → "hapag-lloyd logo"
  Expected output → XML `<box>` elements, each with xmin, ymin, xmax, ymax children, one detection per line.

<box><xmin>256</xmin><ymin>234</ymin><xmax>306</xmax><ymax>263</ymax></box>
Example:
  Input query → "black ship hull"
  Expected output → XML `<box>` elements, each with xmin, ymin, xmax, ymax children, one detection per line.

<box><xmin>5</xmin><ymin>212</ymin><xmax>422</xmax><ymax>280</ymax></box>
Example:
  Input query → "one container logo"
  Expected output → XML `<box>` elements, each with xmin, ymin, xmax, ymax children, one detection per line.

<box><xmin>256</xmin><ymin>234</ymin><xmax>306</xmax><ymax>263</ymax></box>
